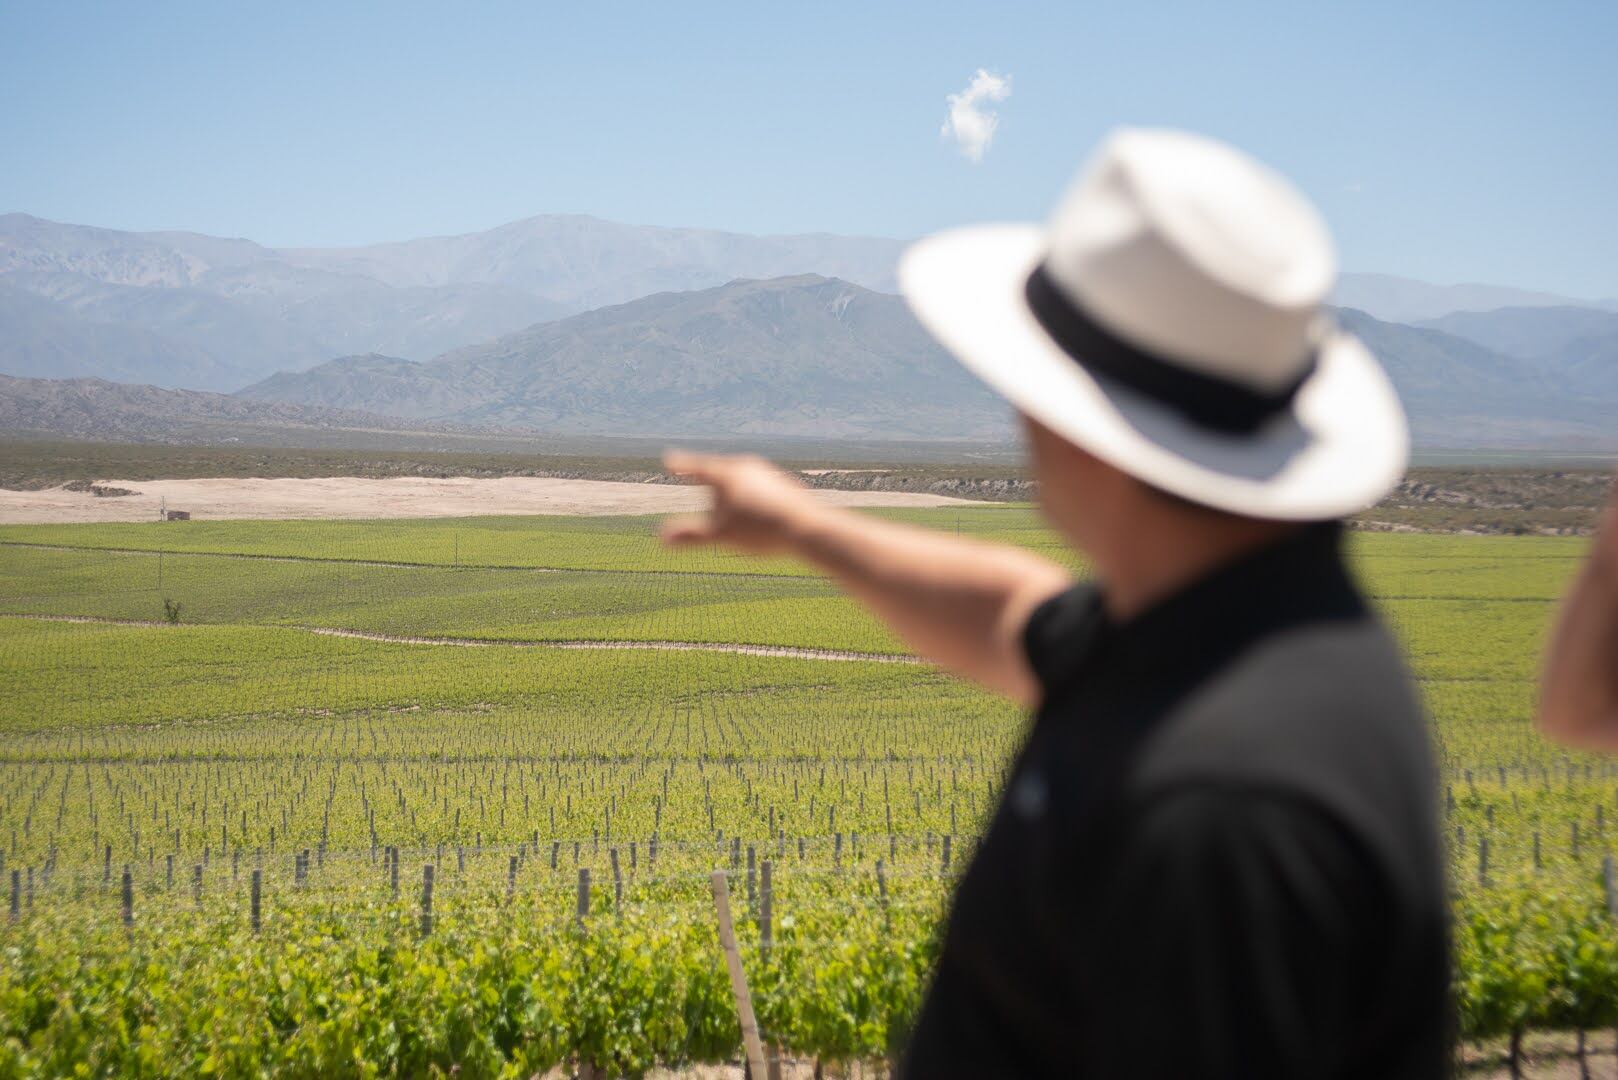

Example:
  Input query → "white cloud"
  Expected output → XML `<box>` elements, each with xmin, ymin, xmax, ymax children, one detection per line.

<box><xmin>941</xmin><ymin>69</ymin><xmax>1011</xmax><ymax>163</ymax></box>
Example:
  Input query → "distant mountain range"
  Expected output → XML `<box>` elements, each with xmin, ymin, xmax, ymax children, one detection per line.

<box><xmin>234</xmin><ymin>277</ymin><xmax>1618</xmax><ymax>448</ymax></box>
<box><xmin>1415</xmin><ymin>306</ymin><xmax>1618</xmax><ymax>400</ymax></box>
<box><xmin>1332</xmin><ymin>308</ymin><xmax>1617</xmax><ymax>448</ymax></box>
<box><xmin>0</xmin><ymin>213</ymin><xmax>903</xmax><ymax>391</ymax></box>
<box><xmin>0</xmin><ymin>373</ymin><xmax>463</xmax><ymax>444</ymax></box>
<box><xmin>278</xmin><ymin>216</ymin><xmax>905</xmax><ymax>309</ymax></box>
<box><xmin>1328</xmin><ymin>273</ymin><xmax>1614</xmax><ymax>324</ymax></box>
<box><xmin>3</xmin><ymin>210</ymin><xmax>1617</xmax><ymax>449</ymax></box>
<box><xmin>241</xmin><ymin>275</ymin><xmax>1011</xmax><ymax>440</ymax></box>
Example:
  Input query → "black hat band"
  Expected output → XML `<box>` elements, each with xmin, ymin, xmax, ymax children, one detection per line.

<box><xmin>1024</xmin><ymin>263</ymin><xmax>1316</xmax><ymax>435</ymax></box>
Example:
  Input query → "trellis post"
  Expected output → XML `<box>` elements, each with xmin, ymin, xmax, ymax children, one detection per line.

<box><xmin>711</xmin><ymin>872</ymin><xmax>768</xmax><ymax>1080</ymax></box>
<box><xmin>420</xmin><ymin>864</ymin><xmax>434</xmax><ymax>937</ymax></box>
<box><xmin>610</xmin><ymin>848</ymin><xmax>623</xmax><ymax>913</ymax></box>
<box><xmin>759</xmin><ymin>860</ymin><xmax>773</xmax><ymax>959</ymax></box>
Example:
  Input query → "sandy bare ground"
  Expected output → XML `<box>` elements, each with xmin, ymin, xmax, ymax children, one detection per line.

<box><xmin>0</xmin><ymin>476</ymin><xmax>986</xmax><ymax>525</ymax></box>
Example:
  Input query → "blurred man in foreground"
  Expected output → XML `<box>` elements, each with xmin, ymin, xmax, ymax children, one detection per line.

<box><xmin>1540</xmin><ymin>479</ymin><xmax>1618</xmax><ymax>748</ymax></box>
<box><xmin>664</xmin><ymin>129</ymin><xmax>1450</xmax><ymax>1077</ymax></box>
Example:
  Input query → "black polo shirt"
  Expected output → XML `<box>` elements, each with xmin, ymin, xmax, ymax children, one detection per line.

<box><xmin>901</xmin><ymin>523</ymin><xmax>1450</xmax><ymax>1079</ymax></box>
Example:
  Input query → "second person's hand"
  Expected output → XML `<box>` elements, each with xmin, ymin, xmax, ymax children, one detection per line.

<box><xmin>660</xmin><ymin>450</ymin><xmax>826</xmax><ymax>556</ymax></box>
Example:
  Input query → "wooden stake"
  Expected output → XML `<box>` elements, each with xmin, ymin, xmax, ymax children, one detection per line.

<box><xmin>711</xmin><ymin>872</ymin><xmax>768</xmax><ymax>1080</ymax></box>
<box><xmin>420</xmin><ymin>864</ymin><xmax>434</xmax><ymax>937</ymax></box>
<box><xmin>759</xmin><ymin>860</ymin><xmax>773</xmax><ymax>959</ymax></box>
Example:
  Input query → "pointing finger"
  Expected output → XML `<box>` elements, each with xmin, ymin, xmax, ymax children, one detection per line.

<box><xmin>663</xmin><ymin>449</ymin><xmax>729</xmax><ymax>485</ymax></box>
<box><xmin>660</xmin><ymin>514</ymin><xmax>716</xmax><ymax>547</ymax></box>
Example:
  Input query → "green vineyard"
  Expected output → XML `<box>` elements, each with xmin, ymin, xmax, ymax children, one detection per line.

<box><xmin>0</xmin><ymin>509</ymin><xmax>1607</xmax><ymax>1075</ymax></box>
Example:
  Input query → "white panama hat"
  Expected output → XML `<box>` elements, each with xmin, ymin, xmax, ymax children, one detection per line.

<box><xmin>899</xmin><ymin>128</ymin><xmax>1408</xmax><ymax>520</ymax></box>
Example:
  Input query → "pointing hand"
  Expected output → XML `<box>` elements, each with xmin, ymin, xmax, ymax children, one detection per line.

<box><xmin>660</xmin><ymin>451</ymin><xmax>821</xmax><ymax>556</ymax></box>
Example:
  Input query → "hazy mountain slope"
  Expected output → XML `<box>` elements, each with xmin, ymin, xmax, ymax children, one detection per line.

<box><xmin>1416</xmin><ymin>306</ymin><xmax>1618</xmax><ymax>360</ymax></box>
<box><xmin>2</xmin><ymin>270</ymin><xmax>332</xmax><ymax>388</ymax></box>
<box><xmin>278</xmin><ymin>215</ymin><xmax>906</xmax><ymax>308</ymax></box>
<box><xmin>0</xmin><ymin>212</ymin><xmax>906</xmax><ymax>386</ymax></box>
<box><xmin>12</xmin><ymin>289</ymin><xmax>1615</xmax><ymax>451</ymax></box>
<box><xmin>242</xmin><ymin>275</ymin><xmax>1011</xmax><ymax>439</ymax></box>
<box><xmin>243</xmin><ymin>353</ymin><xmax>457</xmax><ymax>418</ymax></box>
<box><xmin>0</xmin><ymin>373</ymin><xmax>448</xmax><ymax>444</ymax></box>
<box><xmin>0</xmin><ymin>213</ymin><xmax>255</xmax><ymax>287</ymax></box>
<box><xmin>0</xmin><ymin>215</ymin><xmax>571</xmax><ymax>384</ymax></box>
<box><xmin>9</xmin><ymin>210</ymin><xmax>1616</xmax><ymax>449</ymax></box>
<box><xmin>0</xmin><ymin>283</ymin><xmax>229</xmax><ymax>388</ymax></box>
<box><xmin>1334</xmin><ymin>307</ymin><xmax>1552</xmax><ymax>398</ymax></box>
<box><xmin>1333</xmin><ymin>307</ymin><xmax>1618</xmax><ymax>446</ymax></box>
<box><xmin>1547</xmin><ymin>327</ymin><xmax>1618</xmax><ymax>400</ymax></box>
<box><xmin>1333</xmin><ymin>272</ymin><xmax>1598</xmax><ymax>323</ymax></box>
<box><xmin>267</xmin><ymin>281</ymin><xmax>568</xmax><ymax>361</ymax></box>
<box><xmin>241</xmin><ymin>294</ymin><xmax>1618</xmax><ymax>448</ymax></box>
<box><xmin>1411</xmin><ymin>305</ymin><xmax>1618</xmax><ymax>403</ymax></box>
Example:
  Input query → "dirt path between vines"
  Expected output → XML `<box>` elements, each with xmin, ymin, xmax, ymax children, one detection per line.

<box><xmin>4</xmin><ymin>613</ymin><xmax>920</xmax><ymax>665</ymax></box>
<box><xmin>0</xmin><ymin>540</ymin><xmax>476</xmax><ymax>571</ymax></box>
<box><xmin>306</xmin><ymin>626</ymin><xmax>918</xmax><ymax>663</ymax></box>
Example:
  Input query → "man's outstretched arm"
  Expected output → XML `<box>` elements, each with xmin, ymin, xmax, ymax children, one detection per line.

<box><xmin>1540</xmin><ymin>477</ymin><xmax>1618</xmax><ymax>749</ymax></box>
<box><xmin>661</xmin><ymin>451</ymin><xmax>1073</xmax><ymax>706</ymax></box>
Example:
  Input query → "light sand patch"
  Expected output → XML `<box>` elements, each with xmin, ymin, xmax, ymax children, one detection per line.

<box><xmin>0</xmin><ymin>475</ymin><xmax>988</xmax><ymax>524</ymax></box>
<box><xmin>798</xmin><ymin>468</ymin><xmax>894</xmax><ymax>475</ymax></box>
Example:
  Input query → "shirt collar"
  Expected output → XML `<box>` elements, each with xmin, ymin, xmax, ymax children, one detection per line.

<box><xmin>1049</xmin><ymin>522</ymin><xmax>1361</xmax><ymax>700</ymax></box>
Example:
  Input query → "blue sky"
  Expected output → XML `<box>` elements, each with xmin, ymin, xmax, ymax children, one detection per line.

<box><xmin>3</xmin><ymin>1</ymin><xmax>1614</xmax><ymax>297</ymax></box>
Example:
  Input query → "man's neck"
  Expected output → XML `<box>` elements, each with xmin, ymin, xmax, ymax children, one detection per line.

<box><xmin>1095</xmin><ymin>516</ymin><xmax>1306</xmax><ymax>623</ymax></box>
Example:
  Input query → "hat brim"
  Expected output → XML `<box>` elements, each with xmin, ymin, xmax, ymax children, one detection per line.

<box><xmin>898</xmin><ymin>224</ymin><xmax>1409</xmax><ymax>520</ymax></box>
